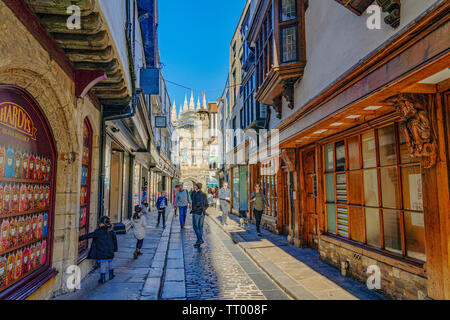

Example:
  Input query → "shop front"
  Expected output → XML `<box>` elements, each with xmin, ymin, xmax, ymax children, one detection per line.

<box><xmin>277</xmin><ymin>4</ymin><xmax>450</xmax><ymax>299</ymax></box>
<box><xmin>0</xmin><ymin>86</ymin><xmax>57</xmax><ymax>299</ymax></box>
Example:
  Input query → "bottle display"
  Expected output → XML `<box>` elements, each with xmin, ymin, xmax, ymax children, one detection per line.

<box><xmin>0</xmin><ymin>146</ymin><xmax>52</xmax><ymax>293</ymax></box>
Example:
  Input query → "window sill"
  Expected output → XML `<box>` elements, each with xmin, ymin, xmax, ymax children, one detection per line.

<box><xmin>320</xmin><ymin>234</ymin><xmax>426</xmax><ymax>277</ymax></box>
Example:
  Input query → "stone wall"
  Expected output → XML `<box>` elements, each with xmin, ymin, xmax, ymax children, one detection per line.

<box><xmin>319</xmin><ymin>236</ymin><xmax>428</xmax><ymax>300</ymax></box>
<box><xmin>0</xmin><ymin>1</ymin><xmax>101</xmax><ymax>299</ymax></box>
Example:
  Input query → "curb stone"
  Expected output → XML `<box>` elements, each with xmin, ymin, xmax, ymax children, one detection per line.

<box><xmin>140</xmin><ymin>207</ymin><xmax>175</xmax><ymax>300</ymax></box>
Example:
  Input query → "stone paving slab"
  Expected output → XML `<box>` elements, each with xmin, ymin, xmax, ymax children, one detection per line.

<box><xmin>208</xmin><ymin>207</ymin><xmax>385</xmax><ymax>300</ymax></box>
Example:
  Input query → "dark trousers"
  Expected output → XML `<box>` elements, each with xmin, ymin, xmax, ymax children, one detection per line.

<box><xmin>136</xmin><ymin>239</ymin><xmax>144</xmax><ymax>250</ymax></box>
<box><xmin>192</xmin><ymin>213</ymin><xmax>205</xmax><ymax>243</ymax></box>
<box><xmin>254</xmin><ymin>210</ymin><xmax>263</xmax><ymax>233</ymax></box>
<box><xmin>157</xmin><ymin>208</ymin><xmax>166</xmax><ymax>226</ymax></box>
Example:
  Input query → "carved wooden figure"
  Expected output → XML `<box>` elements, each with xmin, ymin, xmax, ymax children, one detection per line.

<box><xmin>387</xmin><ymin>94</ymin><xmax>437</xmax><ymax>168</ymax></box>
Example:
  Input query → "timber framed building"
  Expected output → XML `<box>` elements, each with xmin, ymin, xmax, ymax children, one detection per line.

<box><xmin>240</xmin><ymin>0</ymin><xmax>450</xmax><ymax>299</ymax></box>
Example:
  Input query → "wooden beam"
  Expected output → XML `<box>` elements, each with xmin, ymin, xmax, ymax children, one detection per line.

<box><xmin>401</xmin><ymin>83</ymin><xmax>437</xmax><ymax>94</ymax></box>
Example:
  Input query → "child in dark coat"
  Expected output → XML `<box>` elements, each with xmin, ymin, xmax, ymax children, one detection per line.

<box><xmin>79</xmin><ymin>216</ymin><xmax>118</xmax><ymax>284</ymax></box>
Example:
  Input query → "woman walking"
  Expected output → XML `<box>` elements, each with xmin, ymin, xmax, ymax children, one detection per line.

<box><xmin>131</xmin><ymin>205</ymin><xmax>147</xmax><ymax>259</ymax></box>
<box><xmin>250</xmin><ymin>183</ymin><xmax>269</xmax><ymax>237</ymax></box>
<box><xmin>79</xmin><ymin>216</ymin><xmax>118</xmax><ymax>284</ymax></box>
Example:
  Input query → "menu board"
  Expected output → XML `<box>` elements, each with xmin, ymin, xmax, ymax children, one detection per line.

<box><xmin>0</xmin><ymin>87</ymin><xmax>54</xmax><ymax>293</ymax></box>
<box><xmin>78</xmin><ymin>120</ymin><xmax>92</xmax><ymax>255</ymax></box>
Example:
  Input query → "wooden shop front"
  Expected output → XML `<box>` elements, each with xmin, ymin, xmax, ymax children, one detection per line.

<box><xmin>278</xmin><ymin>3</ymin><xmax>449</xmax><ymax>299</ymax></box>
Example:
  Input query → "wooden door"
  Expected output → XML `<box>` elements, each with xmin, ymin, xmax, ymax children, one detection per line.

<box><xmin>303</xmin><ymin>149</ymin><xmax>318</xmax><ymax>249</ymax></box>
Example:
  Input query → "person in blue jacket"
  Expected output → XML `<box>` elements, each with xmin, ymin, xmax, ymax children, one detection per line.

<box><xmin>156</xmin><ymin>191</ymin><xmax>168</xmax><ymax>228</ymax></box>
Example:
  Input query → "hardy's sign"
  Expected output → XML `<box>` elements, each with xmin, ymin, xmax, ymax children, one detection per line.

<box><xmin>0</xmin><ymin>102</ymin><xmax>37</xmax><ymax>140</ymax></box>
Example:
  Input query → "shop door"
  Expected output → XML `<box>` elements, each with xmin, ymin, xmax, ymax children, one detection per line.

<box><xmin>281</xmin><ymin>168</ymin><xmax>291</xmax><ymax>235</ymax></box>
<box><xmin>303</xmin><ymin>149</ymin><xmax>318</xmax><ymax>249</ymax></box>
<box><xmin>109</xmin><ymin>151</ymin><xmax>122</xmax><ymax>223</ymax></box>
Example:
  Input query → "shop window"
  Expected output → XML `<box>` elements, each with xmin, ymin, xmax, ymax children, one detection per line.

<box><xmin>260</xmin><ymin>161</ymin><xmax>277</xmax><ymax>217</ymax></box>
<box><xmin>0</xmin><ymin>86</ymin><xmax>56</xmax><ymax>298</ymax></box>
<box><xmin>323</xmin><ymin>123</ymin><xmax>426</xmax><ymax>261</ymax></box>
<box><xmin>78</xmin><ymin>119</ymin><xmax>92</xmax><ymax>259</ymax></box>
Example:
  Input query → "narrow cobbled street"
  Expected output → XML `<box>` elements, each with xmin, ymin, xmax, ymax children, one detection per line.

<box><xmin>54</xmin><ymin>206</ymin><xmax>383</xmax><ymax>300</ymax></box>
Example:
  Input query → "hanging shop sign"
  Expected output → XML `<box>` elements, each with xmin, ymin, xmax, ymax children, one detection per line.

<box><xmin>0</xmin><ymin>86</ymin><xmax>56</xmax><ymax>299</ymax></box>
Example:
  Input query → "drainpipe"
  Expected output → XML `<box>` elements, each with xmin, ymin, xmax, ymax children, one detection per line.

<box><xmin>97</xmin><ymin>104</ymin><xmax>105</xmax><ymax>219</ymax></box>
<box><xmin>128</xmin><ymin>155</ymin><xmax>135</xmax><ymax>219</ymax></box>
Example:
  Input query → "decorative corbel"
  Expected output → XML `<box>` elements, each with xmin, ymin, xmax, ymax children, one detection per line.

<box><xmin>386</xmin><ymin>93</ymin><xmax>437</xmax><ymax>168</ymax></box>
<box><xmin>272</xmin><ymin>96</ymin><xmax>282</xmax><ymax>119</ymax></box>
<box><xmin>376</xmin><ymin>0</ymin><xmax>401</xmax><ymax>28</ymax></box>
<box><xmin>281</xmin><ymin>149</ymin><xmax>296</xmax><ymax>172</ymax></box>
<box><xmin>282</xmin><ymin>78</ymin><xmax>297</xmax><ymax>110</ymax></box>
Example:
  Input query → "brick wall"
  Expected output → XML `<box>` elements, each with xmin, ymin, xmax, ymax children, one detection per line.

<box><xmin>319</xmin><ymin>237</ymin><xmax>428</xmax><ymax>300</ymax></box>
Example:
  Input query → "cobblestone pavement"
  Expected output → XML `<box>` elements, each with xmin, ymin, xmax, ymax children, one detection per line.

<box><xmin>53</xmin><ymin>206</ymin><xmax>290</xmax><ymax>300</ymax></box>
<box><xmin>182</xmin><ymin>214</ymin><xmax>268</xmax><ymax>300</ymax></box>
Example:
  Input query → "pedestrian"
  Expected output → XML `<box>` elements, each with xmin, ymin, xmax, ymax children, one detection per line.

<box><xmin>191</xmin><ymin>183</ymin><xmax>208</xmax><ymax>247</ymax></box>
<box><xmin>156</xmin><ymin>191</ymin><xmax>168</xmax><ymax>228</ymax></box>
<box><xmin>249</xmin><ymin>183</ymin><xmax>269</xmax><ymax>237</ymax></box>
<box><xmin>218</xmin><ymin>182</ymin><xmax>231</xmax><ymax>226</ymax></box>
<box><xmin>131</xmin><ymin>205</ymin><xmax>147</xmax><ymax>259</ymax></box>
<box><xmin>79</xmin><ymin>216</ymin><xmax>118</xmax><ymax>284</ymax></box>
<box><xmin>174</xmin><ymin>183</ymin><xmax>191</xmax><ymax>229</ymax></box>
<box><xmin>173</xmin><ymin>185</ymin><xmax>179</xmax><ymax>217</ymax></box>
<box><xmin>142</xmin><ymin>202</ymin><xmax>149</xmax><ymax>215</ymax></box>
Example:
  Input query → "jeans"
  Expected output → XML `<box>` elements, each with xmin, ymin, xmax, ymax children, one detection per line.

<box><xmin>254</xmin><ymin>210</ymin><xmax>263</xmax><ymax>233</ymax></box>
<box><xmin>157</xmin><ymin>208</ymin><xmax>166</xmax><ymax>226</ymax></box>
<box><xmin>220</xmin><ymin>202</ymin><xmax>230</xmax><ymax>225</ymax></box>
<box><xmin>192</xmin><ymin>213</ymin><xmax>205</xmax><ymax>243</ymax></box>
<box><xmin>98</xmin><ymin>259</ymin><xmax>113</xmax><ymax>274</ymax></box>
<box><xmin>136</xmin><ymin>239</ymin><xmax>144</xmax><ymax>250</ymax></box>
<box><xmin>179</xmin><ymin>206</ymin><xmax>188</xmax><ymax>227</ymax></box>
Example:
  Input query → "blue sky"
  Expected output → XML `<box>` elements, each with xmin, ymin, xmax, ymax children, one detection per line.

<box><xmin>158</xmin><ymin>0</ymin><xmax>246</xmax><ymax>115</ymax></box>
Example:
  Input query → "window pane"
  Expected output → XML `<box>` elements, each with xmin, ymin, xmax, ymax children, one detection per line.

<box><xmin>327</xmin><ymin>204</ymin><xmax>336</xmax><ymax>234</ymax></box>
<box><xmin>337</xmin><ymin>206</ymin><xmax>349</xmax><ymax>238</ymax></box>
<box><xmin>362</xmin><ymin>131</ymin><xmax>377</xmax><ymax>168</ymax></box>
<box><xmin>348</xmin><ymin>170</ymin><xmax>362</xmax><ymax>205</ymax></box>
<box><xmin>336</xmin><ymin>173</ymin><xmax>347</xmax><ymax>203</ymax></box>
<box><xmin>335</xmin><ymin>141</ymin><xmax>346</xmax><ymax>172</ymax></box>
<box><xmin>281</xmin><ymin>26</ymin><xmax>297</xmax><ymax>63</ymax></box>
<box><xmin>405</xmin><ymin>211</ymin><xmax>426</xmax><ymax>261</ymax></box>
<box><xmin>363</xmin><ymin>169</ymin><xmax>379</xmax><ymax>206</ymax></box>
<box><xmin>280</xmin><ymin>0</ymin><xmax>297</xmax><ymax>22</ymax></box>
<box><xmin>348</xmin><ymin>136</ymin><xmax>360</xmax><ymax>170</ymax></box>
<box><xmin>383</xmin><ymin>210</ymin><xmax>402</xmax><ymax>254</ymax></box>
<box><xmin>381</xmin><ymin>167</ymin><xmax>399</xmax><ymax>209</ymax></box>
<box><xmin>365</xmin><ymin>208</ymin><xmax>381</xmax><ymax>247</ymax></box>
<box><xmin>349</xmin><ymin>207</ymin><xmax>364</xmax><ymax>242</ymax></box>
<box><xmin>324</xmin><ymin>144</ymin><xmax>334</xmax><ymax>173</ymax></box>
<box><xmin>401</xmin><ymin>166</ymin><xmax>423</xmax><ymax>211</ymax></box>
<box><xmin>325</xmin><ymin>174</ymin><xmax>335</xmax><ymax>203</ymax></box>
<box><xmin>378</xmin><ymin>125</ymin><xmax>397</xmax><ymax>166</ymax></box>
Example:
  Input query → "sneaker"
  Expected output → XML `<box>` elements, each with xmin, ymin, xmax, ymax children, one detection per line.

<box><xmin>193</xmin><ymin>243</ymin><xmax>200</xmax><ymax>247</ymax></box>
<box><xmin>257</xmin><ymin>232</ymin><xmax>262</xmax><ymax>237</ymax></box>
<box><xmin>133</xmin><ymin>251</ymin><xmax>138</xmax><ymax>259</ymax></box>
